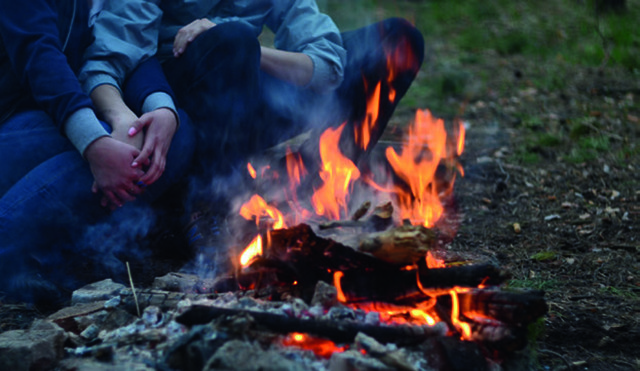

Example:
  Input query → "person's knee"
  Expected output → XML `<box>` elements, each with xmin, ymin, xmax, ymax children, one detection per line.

<box><xmin>383</xmin><ymin>17</ymin><xmax>425</xmax><ymax>71</ymax></box>
<box><xmin>197</xmin><ymin>22</ymin><xmax>260</xmax><ymax>66</ymax></box>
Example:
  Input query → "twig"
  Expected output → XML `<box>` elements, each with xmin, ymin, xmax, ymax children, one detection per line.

<box><xmin>126</xmin><ymin>261</ymin><xmax>141</xmax><ymax>317</ymax></box>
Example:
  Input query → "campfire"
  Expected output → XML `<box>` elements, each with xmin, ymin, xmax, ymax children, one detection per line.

<box><xmin>11</xmin><ymin>53</ymin><xmax>546</xmax><ymax>371</ymax></box>
<box><xmin>141</xmin><ymin>105</ymin><xmax>545</xmax><ymax>368</ymax></box>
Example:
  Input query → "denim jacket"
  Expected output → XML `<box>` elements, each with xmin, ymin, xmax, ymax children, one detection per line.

<box><xmin>0</xmin><ymin>0</ymin><xmax>108</xmax><ymax>154</ymax></box>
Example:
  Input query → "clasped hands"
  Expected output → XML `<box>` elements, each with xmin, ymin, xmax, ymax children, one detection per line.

<box><xmin>86</xmin><ymin>108</ymin><xmax>177</xmax><ymax>210</ymax></box>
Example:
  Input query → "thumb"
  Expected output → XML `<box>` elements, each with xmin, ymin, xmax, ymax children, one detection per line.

<box><xmin>129</xmin><ymin>114</ymin><xmax>153</xmax><ymax>136</ymax></box>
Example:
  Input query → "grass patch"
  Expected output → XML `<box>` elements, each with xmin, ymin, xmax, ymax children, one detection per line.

<box><xmin>599</xmin><ymin>285</ymin><xmax>639</xmax><ymax>299</ymax></box>
<box><xmin>531</xmin><ymin>251</ymin><xmax>558</xmax><ymax>262</ymax></box>
<box><xmin>320</xmin><ymin>0</ymin><xmax>640</xmax><ymax>106</ymax></box>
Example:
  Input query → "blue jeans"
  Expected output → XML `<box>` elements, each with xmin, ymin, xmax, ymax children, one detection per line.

<box><xmin>0</xmin><ymin>109</ymin><xmax>196</xmax><ymax>290</ymax></box>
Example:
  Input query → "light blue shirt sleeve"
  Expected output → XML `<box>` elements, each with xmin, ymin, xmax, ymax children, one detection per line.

<box><xmin>79</xmin><ymin>0</ymin><xmax>163</xmax><ymax>95</ymax></box>
<box><xmin>267</xmin><ymin>0</ymin><xmax>346</xmax><ymax>93</ymax></box>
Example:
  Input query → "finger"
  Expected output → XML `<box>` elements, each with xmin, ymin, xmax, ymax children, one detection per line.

<box><xmin>173</xmin><ymin>30</ymin><xmax>192</xmax><ymax>56</ymax></box>
<box><xmin>127</xmin><ymin>184</ymin><xmax>145</xmax><ymax>196</ymax></box>
<box><xmin>139</xmin><ymin>158</ymin><xmax>165</xmax><ymax>186</ymax></box>
<box><xmin>132</xmin><ymin>140</ymin><xmax>154</xmax><ymax>168</ymax></box>
<box><xmin>103</xmin><ymin>190</ymin><xmax>121</xmax><ymax>208</ymax></box>
<box><xmin>129</xmin><ymin>115</ymin><xmax>153</xmax><ymax>137</ymax></box>
<box><xmin>115</xmin><ymin>188</ymin><xmax>137</xmax><ymax>203</ymax></box>
<box><xmin>140</xmin><ymin>146</ymin><xmax>168</xmax><ymax>185</ymax></box>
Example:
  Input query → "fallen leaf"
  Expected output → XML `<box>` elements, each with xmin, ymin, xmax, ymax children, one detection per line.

<box><xmin>544</xmin><ymin>214</ymin><xmax>561</xmax><ymax>221</ymax></box>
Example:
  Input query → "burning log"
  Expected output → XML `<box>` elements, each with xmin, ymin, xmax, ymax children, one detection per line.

<box><xmin>242</xmin><ymin>223</ymin><xmax>509</xmax><ymax>304</ymax></box>
<box><xmin>358</xmin><ymin>224</ymin><xmax>436</xmax><ymax>264</ymax></box>
<box><xmin>456</xmin><ymin>288</ymin><xmax>548</xmax><ymax>326</ymax></box>
<box><xmin>175</xmin><ymin>304</ymin><xmax>447</xmax><ymax>346</ymax></box>
<box><xmin>319</xmin><ymin>201</ymin><xmax>393</xmax><ymax>231</ymax></box>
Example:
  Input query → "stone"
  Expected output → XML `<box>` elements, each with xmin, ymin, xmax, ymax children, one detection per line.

<box><xmin>329</xmin><ymin>350</ymin><xmax>394</xmax><ymax>371</ymax></box>
<box><xmin>311</xmin><ymin>280</ymin><xmax>339</xmax><ymax>309</ymax></box>
<box><xmin>204</xmin><ymin>340</ymin><xmax>306</xmax><ymax>371</ymax></box>
<box><xmin>0</xmin><ymin>319</ymin><xmax>67</xmax><ymax>371</ymax></box>
<box><xmin>71</xmin><ymin>279</ymin><xmax>126</xmax><ymax>304</ymax></box>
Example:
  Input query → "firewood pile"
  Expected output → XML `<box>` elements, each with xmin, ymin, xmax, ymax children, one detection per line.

<box><xmin>0</xmin><ymin>212</ymin><xmax>548</xmax><ymax>371</ymax></box>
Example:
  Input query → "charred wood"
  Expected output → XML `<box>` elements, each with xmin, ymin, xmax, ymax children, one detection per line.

<box><xmin>176</xmin><ymin>304</ymin><xmax>447</xmax><ymax>346</ymax></box>
<box><xmin>457</xmin><ymin>288</ymin><xmax>548</xmax><ymax>326</ymax></box>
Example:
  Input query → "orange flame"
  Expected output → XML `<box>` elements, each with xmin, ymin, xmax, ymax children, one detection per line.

<box><xmin>410</xmin><ymin>309</ymin><xmax>437</xmax><ymax>326</ymax></box>
<box><xmin>311</xmin><ymin>123</ymin><xmax>361</xmax><ymax>220</ymax></box>
<box><xmin>333</xmin><ymin>271</ymin><xmax>347</xmax><ymax>303</ymax></box>
<box><xmin>385</xmin><ymin>34</ymin><xmax>418</xmax><ymax>103</ymax></box>
<box><xmin>247</xmin><ymin>162</ymin><xmax>257</xmax><ymax>179</ymax></box>
<box><xmin>239</xmin><ymin>194</ymin><xmax>287</xmax><ymax>230</ymax></box>
<box><xmin>354</xmin><ymin>81</ymin><xmax>381</xmax><ymax>150</ymax></box>
<box><xmin>450</xmin><ymin>287</ymin><xmax>472</xmax><ymax>340</ymax></box>
<box><xmin>456</xmin><ymin>120</ymin><xmax>466</xmax><ymax>156</ymax></box>
<box><xmin>240</xmin><ymin>234</ymin><xmax>262</xmax><ymax>267</ymax></box>
<box><xmin>426</xmin><ymin>251</ymin><xmax>446</xmax><ymax>269</ymax></box>
<box><xmin>385</xmin><ymin>109</ymin><xmax>447</xmax><ymax>227</ymax></box>
<box><xmin>286</xmin><ymin>148</ymin><xmax>307</xmax><ymax>188</ymax></box>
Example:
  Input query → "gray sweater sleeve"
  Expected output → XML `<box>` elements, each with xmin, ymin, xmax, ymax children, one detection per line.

<box><xmin>79</xmin><ymin>0</ymin><xmax>163</xmax><ymax>96</ymax></box>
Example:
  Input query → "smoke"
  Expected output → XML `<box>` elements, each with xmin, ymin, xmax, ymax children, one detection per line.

<box><xmin>71</xmin><ymin>204</ymin><xmax>158</xmax><ymax>285</ymax></box>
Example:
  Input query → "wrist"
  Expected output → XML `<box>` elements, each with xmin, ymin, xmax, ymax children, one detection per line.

<box><xmin>84</xmin><ymin>135</ymin><xmax>112</xmax><ymax>162</ymax></box>
<box><xmin>155</xmin><ymin>107</ymin><xmax>179</xmax><ymax>130</ymax></box>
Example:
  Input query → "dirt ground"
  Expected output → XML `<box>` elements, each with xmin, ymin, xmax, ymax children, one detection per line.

<box><xmin>1</xmin><ymin>35</ymin><xmax>639</xmax><ymax>371</ymax></box>
<box><xmin>386</xmin><ymin>51</ymin><xmax>639</xmax><ymax>370</ymax></box>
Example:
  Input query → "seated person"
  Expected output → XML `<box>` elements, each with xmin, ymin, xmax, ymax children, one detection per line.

<box><xmin>0</xmin><ymin>0</ymin><xmax>196</xmax><ymax>308</ymax></box>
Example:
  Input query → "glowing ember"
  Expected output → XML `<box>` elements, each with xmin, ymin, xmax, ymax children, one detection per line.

<box><xmin>410</xmin><ymin>309</ymin><xmax>437</xmax><ymax>326</ymax></box>
<box><xmin>240</xmin><ymin>234</ymin><xmax>262</xmax><ymax>267</ymax></box>
<box><xmin>239</xmin><ymin>194</ymin><xmax>287</xmax><ymax>230</ymax></box>
<box><xmin>385</xmin><ymin>109</ymin><xmax>448</xmax><ymax>227</ymax></box>
<box><xmin>281</xmin><ymin>333</ymin><xmax>347</xmax><ymax>358</ymax></box>
<box><xmin>311</xmin><ymin>123</ymin><xmax>361</xmax><ymax>220</ymax></box>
